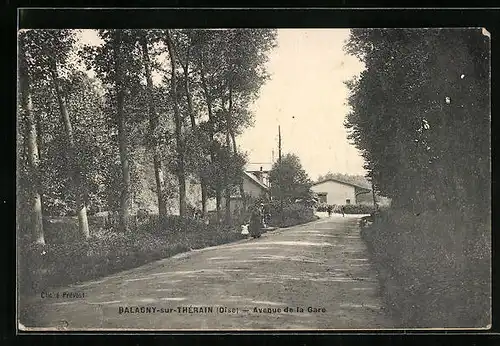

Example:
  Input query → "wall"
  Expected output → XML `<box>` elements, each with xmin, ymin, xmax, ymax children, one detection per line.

<box><xmin>311</xmin><ymin>180</ymin><xmax>357</xmax><ymax>205</ymax></box>
<box><xmin>133</xmin><ymin>153</ymin><xmax>266</xmax><ymax>216</ymax></box>
<box><xmin>248</xmin><ymin>171</ymin><xmax>270</xmax><ymax>187</ymax></box>
<box><xmin>207</xmin><ymin>174</ymin><xmax>268</xmax><ymax>214</ymax></box>
<box><xmin>242</xmin><ymin>176</ymin><xmax>267</xmax><ymax>199</ymax></box>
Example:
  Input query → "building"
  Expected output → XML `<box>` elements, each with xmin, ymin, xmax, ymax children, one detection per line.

<box><xmin>245</xmin><ymin>163</ymin><xmax>273</xmax><ymax>188</ymax></box>
<box><xmin>241</xmin><ymin>171</ymin><xmax>270</xmax><ymax>199</ymax></box>
<box><xmin>212</xmin><ymin>171</ymin><xmax>270</xmax><ymax>215</ymax></box>
<box><xmin>311</xmin><ymin>178</ymin><xmax>371</xmax><ymax>205</ymax></box>
<box><xmin>130</xmin><ymin>149</ymin><xmax>272</xmax><ymax>216</ymax></box>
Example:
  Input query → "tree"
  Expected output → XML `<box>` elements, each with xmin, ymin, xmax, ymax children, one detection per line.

<box><xmin>42</xmin><ymin>30</ymin><xmax>91</xmax><ymax>239</ymax></box>
<box><xmin>112</xmin><ymin>30</ymin><xmax>132</xmax><ymax>231</ymax></box>
<box><xmin>164</xmin><ymin>29</ymin><xmax>187</xmax><ymax>218</ymax></box>
<box><xmin>174</xmin><ymin>29</ymin><xmax>210</xmax><ymax>217</ymax></box>
<box><xmin>83</xmin><ymin>29</ymin><xmax>142</xmax><ymax>231</ymax></box>
<box><xmin>344</xmin><ymin>29</ymin><xmax>489</xmax><ymax>216</ymax></box>
<box><xmin>269</xmin><ymin>153</ymin><xmax>313</xmax><ymax>204</ymax></box>
<box><xmin>18</xmin><ymin>31</ymin><xmax>45</xmax><ymax>244</ymax></box>
<box><xmin>188</xmin><ymin>29</ymin><xmax>277</xmax><ymax>222</ymax></box>
<box><xmin>20</xmin><ymin>29</ymin><xmax>92</xmax><ymax>239</ymax></box>
<box><xmin>343</xmin><ymin>28</ymin><xmax>490</xmax><ymax>326</ymax></box>
<box><xmin>50</xmin><ymin>58</ymin><xmax>90</xmax><ymax>239</ymax></box>
<box><xmin>63</xmin><ymin>72</ymin><xmax>117</xmax><ymax>215</ymax></box>
<box><xmin>138</xmin><ymin>30</ymin><xmax>168</xmax><ymax>219</ymax></box>
<box><xmin>218</xmin><ymin>29</ymin><xmax>276</xmax><ymax>223</ymax></box>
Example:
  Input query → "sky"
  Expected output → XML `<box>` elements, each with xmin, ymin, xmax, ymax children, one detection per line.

<box><xmin>77</xmin><ymin>29</ymin><xmax>367</xmax><ymax>180</ymax></box>
<box><xmin>238</xmin><ymin>29</ymin><xmax>366</xmax><ymax>179</ymax></box>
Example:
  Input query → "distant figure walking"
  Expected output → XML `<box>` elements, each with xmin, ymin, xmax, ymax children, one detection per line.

<box><xmin>341</xmin><ymin>206</ymin><xmax>346</xmax><ymax>217</ymax></box>
<box><xmin>327</xmin><ymin>205</ymin><xmax>332</xmax><ymax>217</ymax></box>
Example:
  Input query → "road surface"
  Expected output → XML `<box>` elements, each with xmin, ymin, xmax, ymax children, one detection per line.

<box><xmin>19</xmin><ymin>215</ymin><xmax>394</xmax><ymax>330</ymax></box>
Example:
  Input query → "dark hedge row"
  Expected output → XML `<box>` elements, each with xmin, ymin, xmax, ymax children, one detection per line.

<box><xmin>19</xmin><ymin>206</ymin><xmax>319</xmax><ymax>297</ymax></box>
<box><xmin>315</xmin><ymin>203</ymin><xmax>375</xmax><ymax>214</ymax></box>
<box><xmin>268</xmin><ymin>202</ymin><xmax>319</xmax><ymax>228</ymax></box>
<box><xmin>361</xmin><ymin>208</ymin><xmax>490</xmax><ymax>328</ymax></box>
<box><xmin>18</xmin><ymin>216</ymin><xmax>246</xmax><ymax>296</ymax></box>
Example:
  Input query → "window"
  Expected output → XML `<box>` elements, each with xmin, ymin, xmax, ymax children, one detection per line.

<box><xmin>318</xmin><ymin>193</ymin><xmax>327</xmax><ymax>204</ymax></box>
<box><xmin>346</xmin><ymin>199</ymin><xmax>351</xmax><ymax>204</ymax></box>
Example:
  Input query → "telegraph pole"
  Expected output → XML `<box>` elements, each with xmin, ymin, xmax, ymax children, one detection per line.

<box><xmin>278</xmin><ymin>125</ymin><xmax>282</xmax><ymax>163</ymax></box>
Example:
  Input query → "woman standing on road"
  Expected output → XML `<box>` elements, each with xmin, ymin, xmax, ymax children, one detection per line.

<box><xmin>249</xmin><ymin>204</ymin><xmax>263</xmax><ymax>239</ymax></box>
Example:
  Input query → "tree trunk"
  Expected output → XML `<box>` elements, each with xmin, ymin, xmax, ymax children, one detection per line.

<box><xmin>50</xmin><ymin>61</ymin><xmax>90</xmax><ymax>240</ymax></box>
<box><xmin>224</xmin><ymin>131</ymin><xmax>232</xmax><ymax>224</ymax></box>
<box><xmin>198</xmin><ymin>50</ymin><xmax>218</xmax><ymax>220</ymax></box>
<box><xmin>180</xmin><ymin>47</ymin><xmax>196</xmax><ymax>129</ymax></box>
<box><xmin>19</xmin><ymin>57</ymin><xmax>45</xmax><ymax>245</ymax></box>
<box><xmin>180</xmin><ymin>46</ymin><xmax>208</xmax><ymax>217</ymax></box>
<box><xmin>139</xmin><ymin>31</ymin><xmax>167</xmax><ymax>219</ymax></box>
<box><xmin>113</xmin><ymin>30</ymin><xmax>131</xmax><ymax>232</ymax></box>
<box><xmin>224</xmin><ymin>85</ymin><xmax>233</xmax><ymax>225</ymax></box>
<box><xmin>230</xmin><ymin>130</ymin><xmax>246</xmax><ymax>212</ymax></box>
<box><xmin>165</xmin><ymin>30</ymin><xmax>187</xmax><ymax>218</ymax></box>
<box><xmin>35</xmin><ymin>109</ymin><xmax>47</xmax><ymax>217</ymax></box>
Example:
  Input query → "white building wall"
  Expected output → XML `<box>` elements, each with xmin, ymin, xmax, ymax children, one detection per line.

<box><xmin>207</xmin><ymin>174</ymin><xmax>267</xmax><ymax>213</ymax></box>
<box><xmin>311</xmin><ymin>180</ymin><xmax>357</xmax><ymax>205</ymax></box>
<box><xmin>242</xmin><ymin>177</ymin><xmax>266</xmax><ymax>198</ymax></box>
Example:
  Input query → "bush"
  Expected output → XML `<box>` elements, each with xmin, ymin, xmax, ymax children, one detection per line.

<box><xmin>315</xmin><ymin>203</ymin><xmax>329</xmax><ymax>212</ymax></box>
<box><xmin>339</xmin><ymin>204</ymin><xmax>375</xmax><ymax>214</ymax></box>
<box><xmin>316</xmin><ymin>203</ymin><xmax>375</xmax><ymax>214</ymax></box>
<box><xmin>19</xmin><ymin>202</ymin><xmax>319</xmax><ymax>297</ymax></box>
<box><xmin>268</xmin><ymin>202</ymin><xmax>318</xmax><ymax>228</ymax></box>
<box><xmin>18</xmin><ymin>214</ymin><xmax>246</xmax><ymax>296</ymax></box>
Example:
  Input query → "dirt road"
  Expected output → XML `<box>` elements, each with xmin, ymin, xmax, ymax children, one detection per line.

<box><xmin>19</xmin><ymin>215</ymin><xmax>393</xmax><ymax>330</ymax></box>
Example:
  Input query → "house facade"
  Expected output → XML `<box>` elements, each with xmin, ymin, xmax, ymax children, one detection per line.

<box><xmin>311</xmin><ymin>178</ymin><xmax>371</xmax><ymax>205</ymax></box>
<box><xmin>130</xmin><ymin>148</ymin><xmax>271</xmax><ymax>216</ymax></box>
<box><xmin>210</xmin><ymin>171</ymin><xmax>270</xmax><ymax>215</ymax></box>
<box><xmin>246</xmin><ymin>163</ymin><xmax>273</xmax><ymax>188</ymax></box>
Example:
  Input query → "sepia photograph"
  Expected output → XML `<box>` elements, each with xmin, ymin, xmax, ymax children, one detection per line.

<box><xmin>16</xmin><ymin>26</ymin><xmax>491</xmax><ymax>330</ymax></box>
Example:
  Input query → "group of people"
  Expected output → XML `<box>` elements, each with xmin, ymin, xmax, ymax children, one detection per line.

<box><xmin>326</xmin><ymin>205</ymin><xmax>345</xmax><ymax>217</ymax></box>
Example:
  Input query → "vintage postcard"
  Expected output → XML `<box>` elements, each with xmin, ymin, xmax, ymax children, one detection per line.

<box><xmin>17</xmin><ymin>24</ymin><xmax>491</xmax><ymax>331</ymax></box>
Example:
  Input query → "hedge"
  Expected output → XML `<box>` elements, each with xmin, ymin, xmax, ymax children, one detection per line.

<box><xmin>19</xmin><ymin>202</ymin><xmax>322</xmax><ymax>297</ymax></box>
<box><xmin>316</xmin><ymin>203</ymin><xmax>375</xmax><ymax>214</ymax></box>
<box><xmin>18</xmin><ymin>215</ymin><xmax>246</xmax><ymax>296</ymax></box>
<box><xmin>268</xmin><ymin>202</ymin><xmax>319</xmax><ymax>228</ymax></box>
<box><xmin>361</xmin><ymin>208</ymin><xmax>490</xmax><ymax>328</ymax></box>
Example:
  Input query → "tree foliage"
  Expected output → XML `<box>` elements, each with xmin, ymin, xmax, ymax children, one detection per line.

<box><xmin>18</xmin><ymin>28</ymin><xmax>278</xmax><ymax>242</ymax></box>
<box><xmin>269</xmin><ymin>154</ymin><xmax>313</xmax><ymax>203</ymax></box>
<box><xmin>344</xmin><ymin>29</ymin><xmax>490</xmax><ymax>216</ymax></box>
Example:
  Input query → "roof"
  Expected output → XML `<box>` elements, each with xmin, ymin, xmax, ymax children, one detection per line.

<box><xmin>244</xmin><ymin>171</ymin><xmax>269</xmax><ymax>191</ymax></box>
<box><xmin>312</xmin><ymin>178</ymin><xmax>371</xmax><ymax>191</ymax></box>
<box><xmin>246</xmin><ymin>162</ymin><xmax>273</xmax><ymax>172</ymax></box>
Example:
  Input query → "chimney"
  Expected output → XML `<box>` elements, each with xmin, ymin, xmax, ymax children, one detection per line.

<box><xmin>256</xmin><ymin>166</ymin><xmax>263</xmax><ymax>182</ymax></box>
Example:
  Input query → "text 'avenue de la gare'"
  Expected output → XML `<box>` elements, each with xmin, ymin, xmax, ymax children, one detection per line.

<box><xmin>118</xmin><ymin>306</ymin><xmax>327</xmax><ymax>315</ymax></box>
